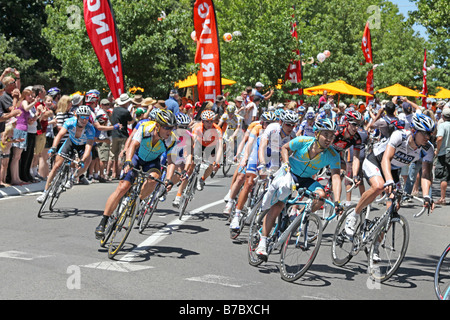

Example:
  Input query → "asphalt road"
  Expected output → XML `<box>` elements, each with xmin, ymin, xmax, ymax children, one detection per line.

<box><xmin>0</xmin><ymin>167</ymin><xmax>448</xmax><ymax>304</ymax></box>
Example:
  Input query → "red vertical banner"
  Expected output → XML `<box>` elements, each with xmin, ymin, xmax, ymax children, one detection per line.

<box><xmin>284</xmin><ymin>12</ymin><xmax>302</xmax><ymax>101</ymax></box>
<box><xmin>84</xmin><ymin>0</ymin><xmax>124</xmax><ymax>99</ymax></box>
<box><xmin>193</xmin><ymin>0</ymin><xmax>222</xmax><ymax>103</ymax></box>
<box><xmin>361</xmin><ymin>22</ymin><xmax>374</xmax><ymax>105</ymax></box>
<box><xmin>422</xmin><ymin>49</ymin><xmax>428</xmax><ymax>107</ymax></box>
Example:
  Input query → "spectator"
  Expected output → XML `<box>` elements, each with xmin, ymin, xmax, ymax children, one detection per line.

<box><xmin>55</xmin><ymin>95</ymin><xmax>73</xmax><ymax>147</ymax></box>
<box><xmin>0</xmin><ymin>76</ymin><xmax>22</xmax><ymax>135</ymax></box>
<box><xmin>10</xmin><ymin>89</ymin><xmax>38</xmax><ymax>185</ymax></box>
<box><xmin>165</xmin><ymin>89</ymin><xmax>180</xmax><ymax>115</ymax></box>
<box><xmin>212</xmin><ymin>95</ymin><xmax>225</xmax><ymax>118</ymax></box>
<box><xmin>318</xmin><ymin>90</ymin><xmax>328</xmax><ymax>104</ymax></box>
<box><xmin>254</xmin><ymin>82</ymin><xmax>274</xmax><ymax>101</ymax></box>
<box><xmin>71</xmin><ymin>93</ymin><xmax>83</xmax><ymax>112</ymax></box>
<box><xmin>111</xmin><ymin>93</ymin><xmax>133</xmax><ymax>179</ymax></box>
<box><xmin>0</xmin><ymin>117</ymin><xmax>18</xmax><ymax>187</ymax></box>
<box><xmin>434</xmin><ymin>108</ymin><xmax>450</xmax><ymax>205</ymax></box>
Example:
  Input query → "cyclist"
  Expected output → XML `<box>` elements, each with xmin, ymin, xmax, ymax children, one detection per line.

<box><xmin>297</xmin><ymin>110</ymin><xmax>316</xmax><ymax>137</ymax></box>
<box><xmin>171</xmin><ymin>113</ymin><xmax>195</xmax><ymax>208</ymax></box>
<box><xmin>224</xmin><ymin>111</ymin><xmax>275</xmax><ymax>216</ymax></box>
<box><xmin>94</xmin><ymin>109</ymin><xmax>178</xmax><ymax>239</ymax></box>
<box><xmin>36</xmin><ymin>105</ymin><xmax>95</xmax><ymax>203</ymax></box>
<box><xmin>255</xmin><ymin>118</ymin><xmax>342</xmax><ymax>259</ymax></box>
<box><xmin>345</xmin><ymin>113</ymin><xmax>436</xmax><ymax>237</ymax></box>
<box><xmin>229</xmin><ymin>110</ymin><xmax>298</xmax><ymax>232</ymax></box>
<box><xmin>192</xmin><ymin>110</ymin><xmax>223</xmax><ymax>191</ymax></box>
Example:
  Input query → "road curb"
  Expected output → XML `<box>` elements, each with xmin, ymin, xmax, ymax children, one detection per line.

<box><xmin>0</xmin><ymin>181</ymin><xmax>46</xmax><ymax>199</ymax></box>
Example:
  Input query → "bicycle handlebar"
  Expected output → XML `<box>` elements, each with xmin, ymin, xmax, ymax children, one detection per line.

<box><xmin>375</xmin><ymin>188</ymin><xmax>429</xmax><ymax>218</ymax></box>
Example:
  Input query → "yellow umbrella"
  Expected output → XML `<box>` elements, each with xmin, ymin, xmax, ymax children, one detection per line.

<box><xmin>175</xmin><ymin>74</ymin><xmax>236</xmax><ymax>88</ymax></box>
<box><xmin>376</xmin><ymin>83</ymin><xmax>426</xmax><ymax>97</ymax></box>
<box><xmin>303</xmin><ymin>80</ymin><xmax>373</xmax><ymax>97</ymax></box>
<box><xmin>428</xmin><ymin>87</ymin><xmax>450</xmax><ymax>99</ymax></box>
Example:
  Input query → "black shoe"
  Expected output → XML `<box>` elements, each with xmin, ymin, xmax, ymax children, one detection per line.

<box><xmin>95</xmin><ymin>224</ymin><xmax>105</xmax><ymax>240</ymax></box>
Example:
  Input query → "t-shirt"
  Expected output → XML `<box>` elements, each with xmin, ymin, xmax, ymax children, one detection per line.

<box><xmin>111</xmin><ymin>106</ymin><xmax>132</xmax><ymax>138</ymax></box>
<box><xmin>0</xmin><ymin>92</ymin><xmax>13</xmax><ymax>133</ymax></box>
<box><xmin>289</xmin><ymin>136</ymin><xmax>340</xmax><ymax>177</ymax></box>
<box><xmin>436</xmin><ymin>121</ymin><xmax>450</xmax><ymax>156</ymax></box>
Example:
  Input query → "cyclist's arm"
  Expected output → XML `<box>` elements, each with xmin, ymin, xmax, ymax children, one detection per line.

<box><xmin>280</xmin><ymin>141</ymin><xmax>292</xmax><ymax>165</ymax></box>
<box><xmin>421</xmin><ymin>160</ymin><xmax>433</xmax><ymax>198</ymax></box>
<box><xmin>215</xmin><ymin>137</ymin><xmax>223</xmax><ymax>165</ymax></box>
<box><xmin>330</xmin><ymin>168</ymin><xmax>342</xmax><ymax>203</ymax></box>
<box><xmin>381</xmin><ymin>144</ymin><xmax>395</xmax><ymax>183</ymax></box>
<box><xmin>51</xmin><ymin>126</ymin><xmax>68</xmax><ymax>150</ymax></box>
<box><xmin>352</xmin><ymin>148</ymin><xmax>361</xmax><ymax>182</ymax></box>
<box><xmin>258</xmin><ymin>136</ymin><xmax>269</xmax><ymax>166</ymax></box>
<box><xmin>125</xmin><ymin>139</ymin><xmax>140</xmax><ymax>165</ymax></box>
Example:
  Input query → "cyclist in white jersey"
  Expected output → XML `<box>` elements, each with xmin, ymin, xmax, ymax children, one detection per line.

<box><xmin>345</xmin><ymin>113</ymin><xmax>436</xmax><ymax>237</ymax></box>
<box><xmin>297</xmin><ymin>110</ymin><xmax>316</xmax><ymax>137</ymax></box>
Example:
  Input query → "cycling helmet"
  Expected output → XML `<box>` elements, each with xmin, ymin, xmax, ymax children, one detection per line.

<box><xmin>281</xmin><ymin>109</ymin><xmax>298</xmax><ymax>124</ymax></box>
<box><xmin>297</xmin><ymin>105</ymin><xmax>306</xmax><ymax>113</ymax></box>
<box><xmin>260</xmin><ymin>111</ymin><xmax>276</xmax><ymax>123</ymax></box>
<box><xmin>176</xmin><ymin>112</ymin><xmax>191</xmax><ymax>127</ymax></box>
<box><xmin>201</xmin><ymin>110</ymin><xmax>216</xmax><ymax>121</ymax></box>
<box><xmin>155</xmin><ymin>109</ymin><xmax>176</xmax><ymax>127</ymax></box>
<box><xmin>76</xmin><ymin>105</ymin><xmax>92</xmax><ymax>117</ymax></box>
<box><xmin>305</xmin><ymin>111</ymin><xmax>315</xmax><ymax>120</ymax></box>
<box><xmin>226</xmin><ymin>103</ymin><xmax>236</xmax><ymax>113</ymax></box>
<box><xmin>148</xmin><ymin>108</ymin><xmax>160</xmax><ymax>120</ymax></box>
<box><xmin>85</xmin><ymin>89</ymin><xmax>100</xmax><ymax>103</ymax></box>
<box><xmin>48</xmin><ymin>87</ymin><xmax>60</xmax><ymax>97</ymax></box>
<box><xmin>411</xmin><ymin>113</ymin><xmax>435</xmax><ymax>133</ymax></box>
<box><xmin>274</xmin><ymin>109</ymin><xmax>285</xmax><ymax>120</ymax></box>
<box><xmin>313</xmin><ymin>118</ymin><xmax>337</xmax><ymax>132</ymax></box>
<box><xmin>345</xmin><ymin>110</ymin><xmax>363</xmax><ymax>125</ymax></box>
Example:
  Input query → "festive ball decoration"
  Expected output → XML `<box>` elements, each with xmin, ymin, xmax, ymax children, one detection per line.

<box><xmin>324</xmin><ymin>50</ymin><xmax>331</xmax><ymax>58</ymax></box>
<box><xmin>307</xmin><ymin>57</ymin><xmax>314</xmax><ymax>64</ymax></box>
<box><xmin>317</xmin><ymin>53</ymin><xmax>326</xmax><ymax>63</ymax></box>
<box><xmin>191</xmin><ymin>30</ymin><xmax>197</xmax><ymax>42</ymax></box>
<box><xmin>223</xmin><ymin>33</ymin><xmax>233</xmax><ymax>42</ymax></box>
<box><xmin>232</xmin><ymin>31</ymin><xmax>242</xmax><ymax>37</ymax></box>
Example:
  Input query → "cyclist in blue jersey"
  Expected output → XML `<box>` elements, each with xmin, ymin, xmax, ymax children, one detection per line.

<box><xmin>255</xmin><ymin>118</ymin><xmax>343</xmax><ymax>259</ymax></box>
<box><xmin>95</xmin><ymin>109</ymin><xmax>177</xmax><ymax>239</ymax></box>
<box><xmin>37</xmin><ymin>105</ymin><xmax>95</xmax><ymax>203</ymax></box>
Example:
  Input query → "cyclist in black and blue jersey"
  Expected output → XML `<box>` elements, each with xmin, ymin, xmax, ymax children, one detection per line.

<box><xmin>95</xmin><ymin>109</ymin><xmax>178</xmax><ymax>239</ymax></box>
<box><xmin>255</xmin><ymin>118</ymin><xmax>343</xmax><ymax>259</ymax></box>
<box><xmin>36</xmin><ymin>105</ymin><xmax>95</xmax><ymax>203</ymax></box>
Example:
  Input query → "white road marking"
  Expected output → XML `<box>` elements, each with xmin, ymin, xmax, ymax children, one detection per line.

<box><xmin>81</xmin><ymin>261</ymin><xmax>153</xmax><ymax>272</ymax></box>
<box><xmin>0</xmin><ymin>250</ymin><xmax>52</xmax><ymax>260</ymax></box>
<box><xmin>185</xmin><ymin>274</ymin><xmax>260</xmax><ymax>288</ymax></box>
<box><xmin>119</xmin><ymin>199</ymin><xmax>224</xmax><ymax>262</ymax></box>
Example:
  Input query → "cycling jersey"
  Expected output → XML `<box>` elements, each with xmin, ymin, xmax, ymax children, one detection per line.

<box><xmin>332</xmin><ymin>124</ymin><xmax>363</xmax><ymax>153</ymax></box>
<box><xmin>288</xmin><ymin>136</ymin><xmax>340</xmax><ymax>177</ymax></box>
<box><xmin>132</xmin><ymin>121</ymin><xmax>177</xmax><ymax>162</ymax></box>
<box><xmin>168</xmin><ymin>129</ymin><xmax>193</xmax><ymax>164</ymax></box>
<box><xmin>298</xmin><ymin>120</ymin><xmax>315</xmax><ymax>137</ymax></box>
<box><xmin>192</xmin><ymin>122</ymin><xmax>222</xmax><ymax>147</ymax></box>
<box><xmin>62</xmin><ymin>117</ymin><xmax>96</xmax><ymax>146</ymax></box>
<box><xmin>260</xmin><ymin>122</ymin><xmax>296</xmax><ymax>169</ymax></box>
<box><xmin>220</xmin><ymin>113</ymin><xmax>243</xmax><ymax>131</ymax></box>
<box><xmin>370</xmin><ymin>129</ymin><xmax>434</xmax><ymax>169</ymax></box>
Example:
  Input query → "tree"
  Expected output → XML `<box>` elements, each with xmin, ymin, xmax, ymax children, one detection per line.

<box><xmin>43</xmin><ymin>0</ymin><xmax>194</xmax><ymax>98</ymax></box>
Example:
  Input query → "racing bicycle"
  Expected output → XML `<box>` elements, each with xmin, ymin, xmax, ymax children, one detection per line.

<box><xmin>435</xmin><ymin>243</ymin><xmax>450</xmax><ymax>300</ymax></box>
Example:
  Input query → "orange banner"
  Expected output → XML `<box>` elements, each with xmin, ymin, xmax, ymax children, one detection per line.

<box><xmin>194</xmin><ymin>0</ymin><xmax>222</xmax><ymax>102</ymax></box>
<box><xmin>362</xmin><ymin>22</ymin><xmax>374</xmax><ymax>105</ymax></box>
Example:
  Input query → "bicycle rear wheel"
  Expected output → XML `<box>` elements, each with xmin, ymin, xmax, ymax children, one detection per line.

<box><xmin>222</xmin><ymin>151</ymin><xmax>232</xmax><ymax>177</ymax></box>
<box><xmin>368</xmin><ymin>214</ymin><xmax>409</xmax><ymax>282</ymax></box>
<box><xmin>247</xmin><ymin>207</ymin><xmax>268</xmax><ymax>266</ymax></box>
<box><xmin>331</xmin><ymin>204</ymin><xmax>359</xmax><ymax>267</ymax></box>
<box><xmin>435</xmin><ymin>244</ymin><xmax>450</xmax><ymax>300</ymax></box>
<box><xmin>100</xmin><ymin>211</ymin><xmax>119</xmax><ymax>248</ymax></box>
<box><xmin>107</xmin><ymin>197</ymin><xmax>138</xmax><ymax>259</ymax></box>
<box><xmin>279</xmin><ymin>213</ymin><xmax>323</xmax><ymax>282</ymax></box>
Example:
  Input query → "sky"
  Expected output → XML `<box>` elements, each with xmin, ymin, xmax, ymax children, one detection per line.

<box><xmin>390</xmin><ymin>0</ymin><xmax>428</xmax><ymax>39</ymax></box>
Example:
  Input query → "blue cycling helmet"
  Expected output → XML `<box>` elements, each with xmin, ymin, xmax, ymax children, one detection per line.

<box><xmin>176</xmin><ymin>112</ymin><xmax>191</xmax><ymax>126</ymax></box>
<box><xmin>313</xmin><ymin>118</ymin><xmax>337</xmax><ymax>132</ymax></box>
<box><xmin>48</xmin><ymin>87</ymin><xmax>60</xmax><ymax>97</ymax></box>
<box><xmin>411</xmin><ymin>113</ymin><xmax>435</xmax><ymax>133</ymax></box>
<box><xmin>274</xmin><ymin>109</ymin><xmax>285</xmax><ymax>120</ymax></box>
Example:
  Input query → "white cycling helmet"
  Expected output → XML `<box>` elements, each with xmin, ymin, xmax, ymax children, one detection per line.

<box><xmin>76</xmin><ymin>105</ymin><xmax>92</xmax><ymax>117</ymax></box>
<box><xmin>411</xmin><ymin>113</ymin><xmax>435</xmax><ymax>133</ymax></box>
<box><xmin>313</xmin><ymin>118</ymin><xmax>337</xmax><ymax>132</ymax></box>
<box><xmin>281</xmin><ymin>110</ymin><xmax>298</xmax><ymax>124</ymax></box>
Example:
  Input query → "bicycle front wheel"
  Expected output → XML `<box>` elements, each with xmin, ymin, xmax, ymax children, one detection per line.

<box><xmin>107</xmin><ymin>198</ymin><xmax>138</xmax><ymax>259</ymax></box>
<box><xmin>435</xmin><ymin>244</ymin><xmax>450</xmax><ymax>300</ymax></box>
<box><xmin>49</xmin><ymin>166</ymin><xmax>68</xmax><ymax>211</ymax></box>
<box><xmin>179</xmin><ymin>175</ymin><xmax>196</xmax><ymax>220</ymax></box>
<box><xmin>279</xmin><ymin>213</ymin><xmax>323</xmax><ymax>282</ymax></box>
<box><xmin>368</xmin><ymin>214</ymin><xmax>409</xmax><ymax>282</ymax></box>
<box><xmin>247</xmin><ymin>208</ymin><xmax>268</xmax><ymax>266</ymax></box>
<box><xmin>331</xmin><ymin>204</ymin><xmax>359</xmax><ymax>267</ymax></box>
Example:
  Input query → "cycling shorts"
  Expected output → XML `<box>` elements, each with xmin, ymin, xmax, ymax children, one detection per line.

<box><xmin>121</xmin><ymin>153</ymin><xmax>161</xmax><ymax>184</ymax></box>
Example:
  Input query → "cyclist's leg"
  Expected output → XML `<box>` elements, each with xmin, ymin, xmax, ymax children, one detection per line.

<box><xmin>256</xmin><ymin>201</ymin><xmax>285</xmax><ymax>256</ymax></box>
<box><xmin>139</xmin><ymin>159</ymin><xmax>162</xmax><ymax>200</ymax></box>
